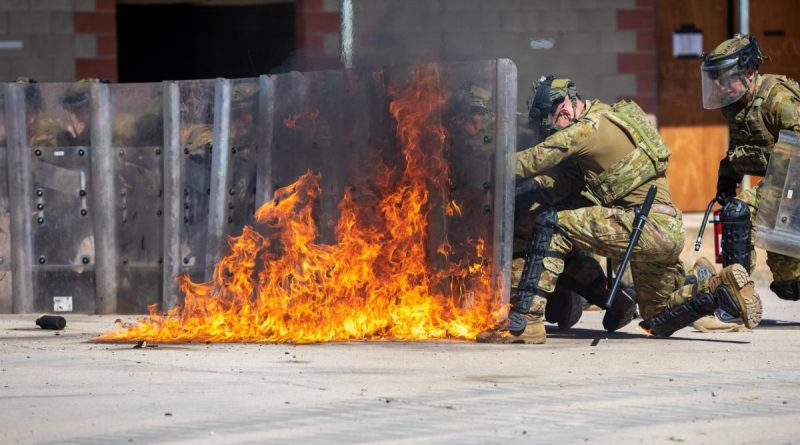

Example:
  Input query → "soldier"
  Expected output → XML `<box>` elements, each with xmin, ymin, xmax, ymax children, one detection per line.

<box><xmin>516</xmin><ymin>83</ymin><xmax>640</xmax><ymax>333</ymax></box>
<box><xmin>57</xmin><ymin>78</ymin><xmax>107</xmax><ymax>147</ymax></box>
<box><xmin>702</xmin><ymin>35</ymin><xmax>800</xmax><ymax>304</ymax></box>
<box><xmin>477</xmin><ymin>76</ymin><xmax>762</xmax><ymax>343</ymax></box>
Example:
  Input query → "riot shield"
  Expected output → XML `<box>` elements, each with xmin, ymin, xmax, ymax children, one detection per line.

<box><xmin>754</xmin><ymin>130</ymin><xmax>800</xmax><ymax>259</ymax></box>
<box><xmin>260</xmin><ymin>59</ymin><xmax>516</xmax><ymax>307</ymax></box>
<box><xmin>109</xmin><ymin>82</ymin><xmax>164</xmax><ymax>313</ymax></box>
<box><xmin>26</xmin><ymin>82</ymin><xmax>96</xmax><ymax>312</ymax></box>
<box><xmin>176</xmin><ymin>80</ymin><xmax>216</xmax><ymax>283</ymax></box>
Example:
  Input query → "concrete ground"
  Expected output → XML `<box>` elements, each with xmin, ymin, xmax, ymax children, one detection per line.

<box><xmin>1</xmin><ymin>214</ymin><xmax>799</xmax><ymax>445</ymax></box>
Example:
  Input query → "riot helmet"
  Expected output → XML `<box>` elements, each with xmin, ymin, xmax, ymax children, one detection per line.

<box><xmin>701</xmin><ymin>34</ymin><xmax>764</xmax><ymax>109</ymax></box>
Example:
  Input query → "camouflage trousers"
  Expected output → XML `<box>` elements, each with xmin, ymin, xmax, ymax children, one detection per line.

<box><xmin>526</xmin><ymin>205</ymin><xmax>694</xmax><ymax>320</ymax></box>
<box><xmin>737</xmin><ymin>183</ymin><xmax>800</xmax><ymax>282</ymax></box>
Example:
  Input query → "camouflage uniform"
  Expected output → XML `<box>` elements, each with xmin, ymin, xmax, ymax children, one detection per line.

<box><xmin>707</xmin><ymin>36</ymin><xmax>800</xmax><ymax>300</ymax></box>
<box><xmin>516</xmin><ymin>98</ymin><xmax>691</xmax><ymax>320</ymax></box>
<box><xmin>478</xmin><ymin>81</ymin><xmax>758</xmax><ymax>344</ymax></box>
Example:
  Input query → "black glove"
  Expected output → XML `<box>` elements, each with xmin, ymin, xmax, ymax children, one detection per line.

<box><xmin>515</xmin><ymin>177</ymin><xmax>540</xmax><ymax>196</ymax></box>
<box><xmin>715</xmin><ymin>158</ymin><xmax>742</xmax><ymax>204</ymax></box>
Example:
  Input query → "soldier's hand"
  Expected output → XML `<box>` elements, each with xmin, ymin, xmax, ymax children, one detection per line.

<box><xmin>715</xmin><ymin>174</ymin><xmax>738</xmax><ymax>205</ymax></box>
<box><xmin>515</xmin><ymin>177</ymin><xmax>540</xmax><ymax>196</ymax></box>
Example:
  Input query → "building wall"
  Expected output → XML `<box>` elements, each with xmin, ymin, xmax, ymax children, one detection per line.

<box><xmin>347</xmin><ymin>0</ymin><xmax>657</xmax><ymax>114</ymax></box>
<box><xmin>0</xmin><ymin>0</ymin><xmax>117</xmax><ymax>82</ymax></box>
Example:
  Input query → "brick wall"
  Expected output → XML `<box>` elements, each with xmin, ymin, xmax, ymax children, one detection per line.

<box><xmin>616</xmin><ymin>0</ymin><xmax>656</xmax><ymax>113</ymax></box>
<box><xmin>338</xmin><ymin>0</ymin><xmax>659</xmax><ymax>114</ymax></box>
<box><xmin>0</xmin><ymin>0</ymin><xmax>117</xmax><ymax>82</ymax></box>
<box><xmin>295</xmin><ymin>0</ymin><xmax>342</xmax><ymax>71</ymax></box>
<box><xmin>74</xmin><ymin>0</ymin><xmax>117</xmax><ymax>81</ymax></box>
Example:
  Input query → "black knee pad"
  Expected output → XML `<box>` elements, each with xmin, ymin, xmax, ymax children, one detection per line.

<box><xmin>720</xmin><ymin>198</ymin><xmax>752</xmax><ymax>273</ymax></box>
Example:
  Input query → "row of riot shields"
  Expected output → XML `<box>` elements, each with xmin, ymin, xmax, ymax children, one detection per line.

<box><xmin>0</xmin><ymin>59</ymin><xmax>516</xmax><ymax>314</ymax></box>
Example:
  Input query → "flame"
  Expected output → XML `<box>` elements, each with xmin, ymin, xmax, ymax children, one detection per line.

<box><xmin>283</xmin><ymin>108</ymin><xmax>320</xmax><ymax>129</ymax></box>
<box><xmin>96</xmin><ymin>66</ymin><xmax>500</xmax><ymax>344</ymax></box>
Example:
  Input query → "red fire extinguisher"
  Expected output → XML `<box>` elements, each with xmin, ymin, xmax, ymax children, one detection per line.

<box><xmin>695</xmin><ymin>199</ymin><xmax>723</xmax><ymax>263</ymax></box>
<box><xmin>712</xmin><ymin>209</ymin><xmax>723</xmax><ymax>264</ymax></box>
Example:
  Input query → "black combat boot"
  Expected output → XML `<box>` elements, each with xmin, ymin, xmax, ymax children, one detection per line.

<box><xmin>640</xmin><ymin>264</ymin><xmax>761</xmax><ymax>337</ymax></box>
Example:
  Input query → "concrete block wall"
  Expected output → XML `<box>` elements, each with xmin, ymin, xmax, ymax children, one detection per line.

<box><xmin>0</xmin><ymin>0</ymin><xmax>117</xmax><ymax>82</ymax></box>
<box><xmin>296</xmin><ymin>0</ymin><xmax>343</xmax><ymax>71</ymax></box>
<box><xmin>346</xmin><ymin>0</ymin><xmax>658</xmax><ymax>114</ymax></box>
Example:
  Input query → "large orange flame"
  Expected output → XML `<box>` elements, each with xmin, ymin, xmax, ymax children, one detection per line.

<box><xmin>97</xmin><ymin>66</ymin><xmax>500</xmax><ymax>343</ymax></box>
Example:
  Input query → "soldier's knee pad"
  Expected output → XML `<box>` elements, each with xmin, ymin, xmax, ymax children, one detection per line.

<box><xmin>720</xmin><ymin>198</ymin><xmax>752</xmax><ymax>272</ymax></box>
<box><xmin>770</xmin><ymin>279</ymin><xmax>800</xmax><ymax>301</ymax></box>
<box><xmin>512</xmin><ymin>208</ymin><xmax>560</xmax><ymax>317</ymax></box>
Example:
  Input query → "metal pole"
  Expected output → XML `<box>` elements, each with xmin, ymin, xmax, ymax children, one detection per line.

<box><xmin>204</xmin><ymin>78</ymin><xmax>232</xmax><ymax>281</ymax></box>
<box><xmin>4</xmin><ymin>82</ymin><xmax>34</xmax><ymax>313</ymax></box>
<box><xmin>740</xmin><ymin>0</ymin><xmax>751</xmax><ymax>190</ymax></box>
<box><xmin>90</xmin><ymin>82</ymin><xmax>119</xmax><ymax>314</ymax></box>
<box><xmin>255</xmin><ymin>75</ymin><xmax>275</xmax><ymax>209</ymax></box>
<box><xmin>162</xmin><ymin>81</ymin><xmax>182</xmax><ymax>309</ymax></box>
<box><xmin>494</xmin><ymin>59</ymin><xmax>517</xmax><ymax>307</ymax></box>
<box><xmin>340</xmin><ymin>0</ymin><xmax>354</xmax><ymax>69</ymax></box>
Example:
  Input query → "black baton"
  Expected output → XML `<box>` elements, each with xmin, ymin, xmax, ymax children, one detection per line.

<box><xmin>604</xmin><ymin>185</ymin><xmax>658</xmax><ymax>309</ymax></box>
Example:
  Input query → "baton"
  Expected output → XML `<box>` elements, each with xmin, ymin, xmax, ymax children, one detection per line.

<box><xmin>694</xmin><ymin>198</ymin><xmax>717</xmax><ymax>251</ymax></box>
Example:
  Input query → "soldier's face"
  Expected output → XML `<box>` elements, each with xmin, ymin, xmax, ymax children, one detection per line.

<box><xmin>549</xmin><ymin>98</ymin><xmax>573</xmax><ymax>129</ymax></box>
<box><xmin>462</xmin><ymin>113</ymin><xmax>483</xmax><ymax>137</ymax></box>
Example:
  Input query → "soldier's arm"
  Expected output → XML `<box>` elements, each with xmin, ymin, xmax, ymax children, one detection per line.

<box><xmin>534</xmin><ymin>160</ymin><xmax>585</xmax><ymax>205</ymax></box>
<box><xmin>514</xmin><ymin>120</ymin><xmax>593</xmax><ymax>178</ymax></box>
<box><xmin>764</xmin><ymin>85</ymin><xmax>800</xmax><ymax>135</ymax></box>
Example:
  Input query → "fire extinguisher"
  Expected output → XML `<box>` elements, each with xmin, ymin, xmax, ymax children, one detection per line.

<box><xmin>712</xmin><ymin>209</ymin><xmax>723</xmax><ymax>264</ymax></box>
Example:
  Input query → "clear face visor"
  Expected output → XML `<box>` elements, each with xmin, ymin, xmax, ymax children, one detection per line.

<box><xmin>701</xmin><ymin>62</ymin><xmax>749</xmax><ymax>109</ymax></box>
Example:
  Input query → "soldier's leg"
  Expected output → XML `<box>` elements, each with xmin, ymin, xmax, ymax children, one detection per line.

<box><xmin>720</xmin><ymin>187</ymin><xmax>756</xmax><ymax>272</ymax></box>
<box><xmin>639</xmin><ymin>264</ymin><xmax>762</xmax><ymax>337</ymax></box>
<box><xmin>477</xmin><ymin>207</ymin><xmax>567</xmax><ymax>344</ymax></box>
<box><xmin>556</xmin><ymin>251</ymin><xmax>638</xmax><ymax>332</ymax></box>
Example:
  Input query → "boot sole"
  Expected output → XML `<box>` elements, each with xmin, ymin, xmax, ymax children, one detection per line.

<box><xmin>717</xmin><ymin>264</ymin><xmax>762</xmax><ymax>329</ymax></box>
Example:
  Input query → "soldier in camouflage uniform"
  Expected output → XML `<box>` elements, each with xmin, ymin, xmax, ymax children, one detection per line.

<box><xmin>516</xmin><ymin>83</ymin><xmax>640</xmax><ymax>333</ymax></box>
<box><xmin>702</xmin><ymin>35</ymin><xmax>800</xmax><ymax>302</ymax></box>
<box><xmin>478</xmin><ymin>76</ymin><xmax>762</xmax><ymax>343</ymax></box>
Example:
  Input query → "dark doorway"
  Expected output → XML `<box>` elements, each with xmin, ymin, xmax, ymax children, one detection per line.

<box><xmin>118</xmin><ymin>2</ymin><xmax>296</xmax><ymax>82</ymax></box>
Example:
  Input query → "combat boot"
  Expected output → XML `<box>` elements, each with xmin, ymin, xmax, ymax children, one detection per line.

<box><xmin>640</xmin><ymin>264</ymin><xmax>761</xmax><ymax>337</ymax></box>
<box><xmin>476</xmin><ymin>313</ymin><xmax>546</xmax><ymax>344</ymax></box>
<box><xmin>544</xmin><ymin>285</ymin><xmax>583</xmax><ymax>330</ymax></box>
<box><xmin>601</xmin><ymin>283</ymin><xmax>638</xmax><ymax>332</ymax></box>
<box><xmin>692</xmin><ymin>315</ymin><xmax>748</xmax><ymax>332</ymax></box>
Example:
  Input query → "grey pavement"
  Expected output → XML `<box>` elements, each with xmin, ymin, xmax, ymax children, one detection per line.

<box><xmin>1</xmin><ymin>213</ymin><xmax>799</xmax><ymax>444</ymax></box>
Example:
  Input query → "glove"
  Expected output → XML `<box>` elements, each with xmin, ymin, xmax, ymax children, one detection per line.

<box><xmin>715</xmin><ymin>175</ymin><xmax>738</xmax><ymax>204</ymax></box>
<box><xmin>715</xmin><ymin>158</ymin><xmax>741</xmax><ymax>204</ymax></box>
<box><xmin>515</xmin><ymin>177</ymin><xmax>540</xmax><ymax>196</ymax></box>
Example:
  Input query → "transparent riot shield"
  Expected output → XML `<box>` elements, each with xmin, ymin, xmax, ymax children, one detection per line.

<box><xmin>26</xmin><ymin>82</ymin><xmax>96</xmax><ymax>313</ymax></box>
<box><xmin>754</xmin><ymin>130</ymin><xmax>800</xmax><ymax>259</ymax></box>
<box><xmin>260</xmin><ymin>59</ymin><xmax>516</xmax><ymax>307</ymax></box>
<box><xmin>224</xmin><ymin>78</ymin><xmax>260</xmax><ymax>237</ymax></box>
<box><xmin>109</xmin><ymin>83</ymin><xmax>164</xmax><ymax>313</ymax></box>
<box><xmin>176</xmin><ymin>80</ymin><xmax>216</xmax><ymax>283</ymax></box>
<box><xmin>0</xmin><ymin>89</ymin><xmax>10</xmax><ymax>312</ymax></box>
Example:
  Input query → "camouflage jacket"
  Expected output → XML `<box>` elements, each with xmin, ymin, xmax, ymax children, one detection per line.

<box><xmin>720</xmin><ymin>73</ymin><xmax>800</xmax><ymax>178</ymax></box>
<box><xmin>516</xmin><ymin>99</ymin><xmax>674</xmax><ymax>208</ymax></box>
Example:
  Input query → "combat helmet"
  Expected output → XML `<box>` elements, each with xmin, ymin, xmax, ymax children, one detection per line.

<box><xmin>62</xmin><ymin>78</ymin><xmax>108</xmax><ymax>111</ymax></box>
<box><xmin>701</xmin><ymin>34</ymin><xmax>764</xmax><ymax>109</ymax></box>
<box><xmin>528</xmin><ymin>76</ymin><xmax>578</xmax><ymax>139</ymax></box>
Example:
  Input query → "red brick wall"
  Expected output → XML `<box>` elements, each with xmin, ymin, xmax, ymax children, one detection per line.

<box><xmin>616</xmin><ymin>0</ymin><xmax>656</xmax><ymax>113</ymax></box>
<box><xmin>74</xmin><ymin>0</ymin><xmax>118</xmax><ymax>81</ymax></box>
<box><xmin>295</xmin><ymin>0</ymin><xmax>342</xmax><ymax>71</ymax></box>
